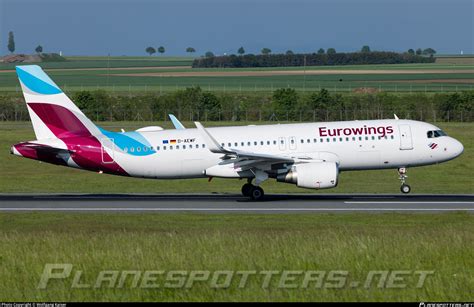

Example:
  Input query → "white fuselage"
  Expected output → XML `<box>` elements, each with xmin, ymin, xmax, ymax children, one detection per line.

<box><xmin>108</xmin><ymin>119</ymin><xmax>463</xmax><ymax>179</ymax></box>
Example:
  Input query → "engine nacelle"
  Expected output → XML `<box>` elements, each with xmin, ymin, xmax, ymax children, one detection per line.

<box><xmin>277</xmin><ymin>162</ymin><xmax>339</xmax><ymax>189</ymax></box>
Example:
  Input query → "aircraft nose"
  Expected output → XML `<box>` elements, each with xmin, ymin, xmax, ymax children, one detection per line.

<box><xmin>449</xmin><ymin>138</ymin><xmax>464</xmax><ymax>158</ymax></box>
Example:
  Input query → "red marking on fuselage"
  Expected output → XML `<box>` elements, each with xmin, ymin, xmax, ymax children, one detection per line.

<box><xmin>26</xmin><ymin>103</ymin><xmax>128</xmax><ymax>176</ymax></box>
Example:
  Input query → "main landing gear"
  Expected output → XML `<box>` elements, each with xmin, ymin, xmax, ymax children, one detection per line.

<box><xmin>398</xmin><ymin>167</ymin><xmax>411</xmax><ymax>194</ymax></box>
<box><xmin>241</xmin><ymin>180</ymin><xmax>265</xmax><ymax>201</ymax></box>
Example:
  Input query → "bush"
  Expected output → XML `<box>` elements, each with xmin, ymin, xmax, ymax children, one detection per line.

<box><xmin>1</xmin><ymin>90</ymin><xmax>472</xmax><ymax>123</ymax></box>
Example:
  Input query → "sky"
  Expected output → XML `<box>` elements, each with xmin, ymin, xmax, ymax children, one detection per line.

<box><xmin>0</xmin><ymin>0</ymin><xmax>472</xmax><ymax>56</ymax></box>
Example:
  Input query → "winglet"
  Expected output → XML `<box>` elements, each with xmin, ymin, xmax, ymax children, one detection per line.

<box><xmin>169</xmin><ymin>114</ymin><xmax>186</xmax><ymax>130</ymax></box>
<box><xmin>194</xmin><ymin>122</ymin><xmax>229</xmax><ymax>154</ymax></box>
<box><xmin>394</xmin><ymin>114</ymin><xmax>399</xmax><ymax>120</ymax></box>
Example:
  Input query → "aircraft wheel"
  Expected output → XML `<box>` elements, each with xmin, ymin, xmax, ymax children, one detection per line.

<box><xmin>250</xmin><ymin>186</ymin><xmax>265</xmax><ymax>201</ymax></box>
<box><xmin>400</xmin><ymin>184</ymin><xmax>411</xmax><ymax>194</ymax></box>
<box><xmin>241</xmin><ymin>183</ymin><xmax>253</xmax><ymax>197</ymax></box>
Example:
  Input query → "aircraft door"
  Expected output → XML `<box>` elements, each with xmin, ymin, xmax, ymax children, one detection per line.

<box><xmin>278</xmin><ymin>137</ymin><xmax>286</xmax><ymax>151</ymax></box>
<box><xmin>289</xmin><ymin>136</ymin><xmax>297</xmax><ymax>150</ymax></box>
<box><xmin>100</xmin><ymin>137</ymin><xmax>115</xmax><ymax>163</ymax></box>
<box><xmin>399</xmin><ymin>125</ymin><xmax>413</xmax><ymax>150</ymax></box>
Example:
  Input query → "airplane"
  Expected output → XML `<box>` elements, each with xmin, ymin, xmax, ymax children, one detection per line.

<box><xmin>11</xmin><ymin>65</ymin><xmax>464</xmax><ymax>200</ymax></box>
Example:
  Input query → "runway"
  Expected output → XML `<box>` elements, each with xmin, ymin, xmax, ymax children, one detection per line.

<box><xmin>0</xmin><ymin>194</ymin><xmax>473</xmax><ymax>213</ymax></box>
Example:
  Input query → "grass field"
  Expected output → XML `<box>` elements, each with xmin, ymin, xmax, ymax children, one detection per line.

<box><xmin>0</xmin><ymin>121</ymin><xmax>472</xmax><ymax>194</ymax></box>
<box><xmin>0</xmin><ymin>212</ymin><xmax>472</xmax><ymax>301</ymax></box>
<box><xmin>0</xmin><ymin>57</ymin><xmax>472</xmax><ymax>93</ymax></box>
<box><xmin>0</xmin><ymin>56</ymin><xmax>194</xmax><ymax>70</ymax></box>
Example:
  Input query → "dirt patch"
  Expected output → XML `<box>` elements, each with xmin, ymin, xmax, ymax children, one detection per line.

<box><xmin>108</xmin><ymin>69</ymin><xmax>474</xmax><ymax>78</ymax></box>
<box><xmin>375</xmin><ymin>79</ymin><xmax>474</xmax><ymax>84</ymax></box>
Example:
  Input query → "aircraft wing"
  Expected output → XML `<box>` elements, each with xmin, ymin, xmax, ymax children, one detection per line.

<box><xmin>169</xmin><ymin>114</ymin><xmax>186</xmax><ymax>130</ymax></box>
<box><xmin>195</xmin><ymin>122</ymin><xmax>315</xmax><ymax>164</ymax></box>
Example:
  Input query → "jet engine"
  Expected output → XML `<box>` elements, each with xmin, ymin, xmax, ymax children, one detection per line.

<box><xmin>277</xmin><ymin>162</ymin><xmax>339</xmax><ymax>189</ymax></box>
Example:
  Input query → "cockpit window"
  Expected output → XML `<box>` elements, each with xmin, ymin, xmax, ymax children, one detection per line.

<box><xmin>427</xmin><ymin>130</ymin><xmax>447</xmax><ymax>138</ymax></box>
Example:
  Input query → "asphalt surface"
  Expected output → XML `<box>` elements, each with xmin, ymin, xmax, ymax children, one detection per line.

<box><xmin>0</xmin><ymin>194</ymin><xmax>473</xmax><ymax>213</ymax></box>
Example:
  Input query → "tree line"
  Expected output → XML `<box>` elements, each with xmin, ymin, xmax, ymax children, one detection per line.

<box><xmin>192</xmin><ymin>51</ymin><xmax>435</xmax><ymax>68</ymax></box>
<box><xmin>0</xmin><ymin>88</ymin><xmax>471</xmax><ymax>122</ymax></box>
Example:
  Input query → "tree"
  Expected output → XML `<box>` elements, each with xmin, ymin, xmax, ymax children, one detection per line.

<box><xmin>186</xmin><ymin>47</ymin><xmax>196</xmax><ymax>55</ymax></box>
<box><xmin>145</xmin><ymin>47</ymin><xmax>156</xmax><ymax>56</ymax></box>
<box><xmin>157</xmin><ymin>46</ymin><xmax>165</xmax><ymax>55</ymax></box>
<box><xmin>198</xmin><ymin>92</ymin><xmax>221</xmax><ymax>120</ymax></box>
<box><xmin>7</xmin><ymin>31</ymin><xmax>15</xmax><ymax>53</ymax></box>
<box><xmin>285</xmin><ymin>50</ymin><xmax>294</xmax><ymax>55</ymax></box>
<box><xmin>361</xmin><ymin>45</ymin><xmax>371</xmax><ymax>53</ymax></box>
<box><xmin>204</xmin><ymin>51</ymin><xmax>214</xmax><ymax>57</ymax></box>
<box><xmin>422</xmin><ymin>48</ymin><xmax>436</xmax><ymax>56</ymax></box>
<box><xmin>416</xmin><ymin>48</ymin><xmax>422</xmax><ymax>55</ymax></box>
<box><xmin>317</xmin><ymin>48</ymin><xmax>325</xmax><ymax>54</ymax></box>
<box><xmin>407</xmin><ymin>48</ymin><xmax>415</xmax><ymax>55</ymax></box>
<box><xmin>261</xmin><ymin>47</ymin><xmax>271</xmax><ymax>55</ymax></box>
<box><xmin>35</xmin><ymin>45</ymin><xmax>43</xmax><ymax>54</ymax></box>
<box><xmin>237</xmin><ymin>46</ymin><xmax>245</xmax><ymax>55</ymax></box>
<box><xmin>327</xmin><ymin>48</ymin><xmax>336</xmax><ymax>54</ymax></box>
<box><xmin>273</xmin><ymin>88</ymin><xmax>298</xmax><ymax>118</ymax></box>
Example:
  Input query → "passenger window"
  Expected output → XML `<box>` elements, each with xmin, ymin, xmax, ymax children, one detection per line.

<box><xmin>124</xmin><ymin>147</ymin><xmax>128</xmax><ymax>152</ymax></box>
<box><xmin>163</xmin><ymin>146</ymin><xmax>166</xmax><ymax>150</ymax></box>
<box><xmin>371</xmin><ymin>136</ymin><xmax>375</xmax><ymax>140</ymax></box>
<box><xmin>183</xmin><ymin>145</ymin><xmax>186</xmax><ymax>149</ymax></box>
<box><xmin>248</xmin><ymin>142</ymin><xmax>251</xmax><ymax>146</ymax></box>
<box><xmin>235</xmin><ymin>142</ymin><xmax>238</xmax><ymax>147</ymax></box>
<box><xmin>333</xmin><ymin>138</ymin><xmax>336</xmax><ymax>142</ymax></box>
<box><xmin>391</xmin><ymin>135</ymin><xmax>394</xmax><ymax>139</ymax></box>
<box><xmin>241</xmin><ymin>142</ymin><xmax>245</xmax><ymax>146</ymax></box>
<box><xmin>307</xmin><ymin>139</ymin><xmax>310</xmax><ymax>143</ymax></box>
<box><xmin>320</xmin><ymin>138</ymin><xmax>323</xmax><ymax>142</ymax></box>
<box><xmin>326</xmin><ymin>138</ymin><xmax>330</xmax><ymax>142</ymax></box>
<box><xmin>254</xmin><ymin>141</ymin><xmax>257</xmax><ymax>146</ymax></box>
<box><xmin>196</xmin><ymin>144</ymin><xmax>200</xmax><ymax>148</ymax></box>
<box><xmin>346</xmin><ymin>137</ymin><xmax>349</xmax><ymax>141</ymax></box>
<box><xmin>314</xmin><ymin>138</ymin><xmax>317</xmax><ymax>143</ymax></box>
<box><xmin>202</xmin><ymin>144</ymin><xmax>205</xmax><ymax>148</ymax></box>
<box><xmin>267</xmin><ymin>141</ymin><xmax>270</xmax><ymax>145</ymax></box>
<box><xmin>273</xmin><ymin>140</ymin><xmax>277</xmax><ymax>145</ymax></box>
<box><xmin>189</xmin><ymin>145</ymin><xmax>193</xmax><ymax>149</ymax></box>
<box><xmin>352</xmin><ymin>137</ymin><xmax>356</xmax><ymax>141</ymax></box>
<box><xmin>176</xmin><ymin>145</ymin><xmax>179</xmax><ymax>149</ymax></box>
<box><xmin>300</xmin><ymin>139</ymin><xmax>304</xmax><ymax>144</ymax></box>
<box><xmin>130</xmin><ymin>147</ymin><xmax>135</xmax><ymax>152</ymax></box>
<box><xmin>339</xmin><ymin>137</ymin><xmax>343</xmax><ymax>142</ymax></box>
<box><xmin>156</xmin><ymin>146</ymin><xmax>159</xmax><ymax>151</ymax></box>
<box><xmin>260</xmin><ymin>141</ymin><xmax>264</xmax><ymax>145</ymax></box>
<box><xmin>170</xmin><ymin>146</ymin><xmax>173</xmax><ymax>150</ymax></box>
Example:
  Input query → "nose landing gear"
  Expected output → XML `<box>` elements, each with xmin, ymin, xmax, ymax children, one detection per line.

<box><xmin>398</xmin><ymin>167</ymin><xmax>411</xmax><ymax>194</ymax></box>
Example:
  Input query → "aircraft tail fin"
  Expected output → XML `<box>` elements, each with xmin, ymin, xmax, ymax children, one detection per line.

<box><xmin>15</xmin><ymin>65</ymin><xmax>99</xmax><ymax>140</ymax></box>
